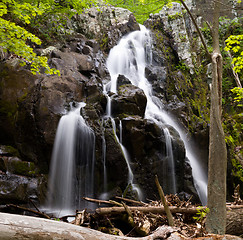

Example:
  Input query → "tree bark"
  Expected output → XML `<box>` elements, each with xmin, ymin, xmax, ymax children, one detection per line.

<box><xmin>96</xmin><ymin>206</ymin><xmax>205</xmax><ymax>215</ymax></box>
<box><xmin>205</xmin><ymin>0</ymin><xmax>228</xmax><ymax>235</ymax></box>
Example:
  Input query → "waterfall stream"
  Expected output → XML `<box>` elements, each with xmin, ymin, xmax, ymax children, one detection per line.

<box><xmin>46</xmin><ymin>25</ymin><xmax>208</xmax><ymax>212</ymax></box>
<box><xmin>105</xmin><ymin>25</ymin><xmax>207</xmax><ymax>204</ymax></box>
<box><xmin>46</xmin><ymin>103</ymin><xmax>96</xmax><ymax>216</ymax></box>
<box><xmin>102</xmin><ymin>81</ymin><xmax>143</xmax><ymax>199</ymax></box>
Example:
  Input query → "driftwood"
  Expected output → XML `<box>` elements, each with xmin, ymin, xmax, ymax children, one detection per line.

<box><xmin>0</xmin><ymin>212</ymin><xmax>242</xmax><ymax>240</ymax></box>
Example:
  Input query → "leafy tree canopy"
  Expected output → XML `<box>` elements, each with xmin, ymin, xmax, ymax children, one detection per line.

<box><xmin>0</xmin><ymin>0</ymin><xmax>96</xmax><ymax>75</ymax></box>
<box><xmin>225</xmin><ymin>34</ymin><xmax>243</xmax><ymax>73</ymax></box>
<box><xmin>106</xmin><ymin>0</ymin><xmax>176</xmax><ymax>24</ymax></box>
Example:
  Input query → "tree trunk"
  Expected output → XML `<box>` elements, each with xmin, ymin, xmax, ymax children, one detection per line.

<box><xmin>205</xmin><ymin>0</ymin><xmax>228</xmax><ymax>235</ymax></box>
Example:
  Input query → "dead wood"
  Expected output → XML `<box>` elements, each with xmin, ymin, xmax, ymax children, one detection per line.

<box><xmin>155</xmin><ymin>175</ymin><xmax>174</xmax><ymax>226</ymax></box>
<box><xmin>115</xmin><ymin>196</ymin><xmax>148</xmax><ymax>206</ymax></box>
<box><xmin>95</xmin><ymin>206</ymin><xmax>204</xmax><ymax>215</ymax></box>
<box><xmin>6</xmin><ymin>204</ymin><xmax>51</xmax><ymax>219</ymax></box>
<box><xmin>29</xmin><ymin>198</ymin><xmax>41</xmax><ymax>213</ymax></box>
<box><xmin>1</xmin><ymin>212</ymin><xmax>242</xmax><ymax>240</ymax></box>
<box><xmin>83</xmin><ymin>197</ymin><xmax>122</xmax><ymax>206</ymax></box>
<box><xmin>232</xmin><ymin>184</ymin><xmax>242</xmax><ymax>205</ymax></box>
<box><xmin>75</xmin><ymin>210</ymin><xmax>87</xmax><ymax>225</ymax></box>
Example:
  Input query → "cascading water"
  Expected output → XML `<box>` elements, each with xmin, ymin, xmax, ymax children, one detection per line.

<box><xmin>106</xmin><ymin>25</ymin><xmax>207</xmax><ymax>204</ymax></box>
<box><xmin>163</xmin><ymin>127</ymin><xmax>176</xmax><ymax>194</ymax></box>
<box><xmin>46</xmin><ymin>103</ymin><xmax>96</xmax><ymax>216</ymax></box>
<box><xmin>102</xmin><ymin>62</ymin><xmax>143</xmax><ymax>200</ymax></box>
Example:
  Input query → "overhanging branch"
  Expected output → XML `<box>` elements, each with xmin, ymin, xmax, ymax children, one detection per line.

<box><xmin>178</xmin><ymin>0</ymin><xmax>211</xmax><ymax>59</ymax></box>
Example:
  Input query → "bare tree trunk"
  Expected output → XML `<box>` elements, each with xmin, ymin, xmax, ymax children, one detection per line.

<box><xmin>205</xmin><ymin>0</ymin><xmax>227</xmax><ymax>235</ymax></box>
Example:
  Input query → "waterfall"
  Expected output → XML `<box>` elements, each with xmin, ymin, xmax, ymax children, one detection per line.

<box><xmin>102</xmin><ymin>57</ymin><xmax>143</xmax><ymax>200</ymax></box>
<box><xmin>106</xmin><ymin>25</ymin><xmax>207</xmax><ymax>204</ymax></box>
<box><xmin>46</xmin><ymin>103</ymin><xmax>96</xmax><ymax>216</ymax></box>
<box><xmin>100</xmin><ymin>119</ymin><xmax>108</xmax><ymax>200</ymax></box>
<box><xmin>163</xmin><ymin>127</ymin><xmax>176</xmax><ymax>194</ymax></box>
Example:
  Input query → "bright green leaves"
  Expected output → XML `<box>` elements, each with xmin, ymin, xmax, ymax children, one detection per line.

<box><xmin>231</xmin><ymin>87</ymin><xmax>243</xmax><ymax>107</ymax></box>
<box><xmin>225</xmin><ymin>34</ymin><xmax>243</xmax><ymax>73</ymax></box>
<box><xmin>0</xmin><ymin>0</ymin><xmax>60</xmax><ymax>75</ymax></box>
<box><xmin>106</xmin><ymin>0</ymin><xmax>173</xmax><ymax>24</ymax></box>
<box><xmin>0</xmin><ymin>0</ymin><xmax>98</xmax><ymax>75</ymax></box>
<box><xmin>0</xmin><ymin>2</ymin><xmax>8</xmax><ymax>17</ymax></box>
<box><xmin>11</xmin><ymin>2</ymin><xmax>43</xmax><ymax>24</ymax></box>
<box><xmin>193</xmin><ymin>206</ymin><xmax>209</xmax><ymax>223</ymax></box>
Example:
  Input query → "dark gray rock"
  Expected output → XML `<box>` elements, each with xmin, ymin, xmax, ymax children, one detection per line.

<box><xmin>112</xmin><ymin>85</ymin><xmax>147</xmax><ymax>117</ymax></box>
<box><xmin>117</xmin><ymin>74</ymin><xmax>132</xmax><ymax>89</ymax></box>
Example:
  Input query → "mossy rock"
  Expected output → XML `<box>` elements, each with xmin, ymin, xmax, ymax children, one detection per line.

<box><xmin>6</xmin><ymin>157</ymin><xmax>38</xmax><ymax>177</ymax></box>
<box><xmin>0</xmin><ymin>145</ymin><xmax>20</xmax><ymax>157</ymax></box>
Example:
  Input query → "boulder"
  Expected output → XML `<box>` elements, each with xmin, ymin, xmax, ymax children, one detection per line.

<box><xmin>0</xmin><ymin>212</ymin><xmax>242</xmax><ymax>240</ymax></box>
<box><xmin>112</xmin><ymin>84</ymin><xmax>147</xmax><ymax>117</ymax></box>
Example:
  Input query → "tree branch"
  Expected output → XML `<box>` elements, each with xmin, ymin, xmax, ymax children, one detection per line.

<box><xmin>178</xmin><ymin>0</ymin><xmax>211</xmax><ymax>59</ymax></box>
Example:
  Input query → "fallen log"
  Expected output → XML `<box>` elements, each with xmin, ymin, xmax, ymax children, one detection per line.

<box><xmin>96</xmin><ymin>204</ymin><xmax>243</xmax><ymax>216</ymax></box>
<box><xmin>96</xmin><ymin>206</ymin><xmax>203</xmax><ymax>215</ymax></box>
<box><xmin>0</xmin><ymin>212</ymin><xmax>242</xmax><ymax>240</ymax></box>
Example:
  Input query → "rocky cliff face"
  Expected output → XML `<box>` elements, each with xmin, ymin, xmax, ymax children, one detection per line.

<box><xmin>0</xmin><ymin>5</ymin><xmax>203</xmax><ymax>207</ymax></box>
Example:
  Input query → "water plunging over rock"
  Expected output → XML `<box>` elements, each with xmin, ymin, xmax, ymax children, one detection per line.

<box><xmin>105</xmin><ymin>25</ymin><xmax>207</xmax><ymax>204</ymax></box>
<box><xmin>47</xmin><ymin>103</ymin><xmax>95</xmax><ymax>216</ymax></box>
<box><xmin>0</xmin><ymin>7</ymin><xmax>210</xmax><ymax>208</ymax></box>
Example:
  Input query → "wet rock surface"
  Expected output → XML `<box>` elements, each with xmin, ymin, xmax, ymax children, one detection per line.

<box><xmin>0</xmin><ymin>6</ymin><xmax>206</xmax><ymax>206</ymax></box>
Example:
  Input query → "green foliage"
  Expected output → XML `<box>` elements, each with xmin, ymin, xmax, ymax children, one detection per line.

<box><xmin>0</xmin><ymin>0</ymin><xmax>97</xmax><ymax>75</ymax></box>
<box><xmin>231</xmin><ymin>87</ymin><xmax>243</xmax><ymax>107</ymax></box>
<box><xmin>232</xmin><ymin>156</ymin><xmax>243</xmax><ymax>182</ymax></box>
<box><xmin>193</xmin><ymin>206</ymin><xmax>209</xmax><ymax>223</ymax></box>
<box><xmin>168</xmin><ymin>12</ymin><xmax>182</xmax><ymax>22</ymax></box>
<box><xmin>225</xmin><ymin>34</ymin><xmax>243</xmax><ymax>73</ymax></box>
<box><xmin>175</xmin><ymin>61</ymin><xmax>190</xmax><ymax>71</ymax></box>
<box><xmin>106</xmin><ymin>0</ymin><xmax>176</xmax><ymax>24</ymax></box>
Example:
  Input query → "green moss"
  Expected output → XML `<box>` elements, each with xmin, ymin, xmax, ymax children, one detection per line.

<box><xmin>232</xmin><ymin>157</ymin><xmax>243</xmax><ymax>183</ymax></box>
<box><xmin>3</xmin><ymin>145</ymin><xmax>20</xmax><ymax>157</ymax></box>
<box><xmin>168</xmin><ymin>12</ymin><xmax>183</xmax><ymax>22</ymax></box>
<box><xmin>18</xmin><ymin>91</ymin><xmax>28</xmax><ymax>103</ymax></box>
<box><xmin>0</xmin><ymin>100</ymin><xmax>18</xmax><ymax>125</ymax></box>
<box><xmin>10</xmin><ymin>160</ymin><xmax>38</xmax><ymax>177</ymax></box>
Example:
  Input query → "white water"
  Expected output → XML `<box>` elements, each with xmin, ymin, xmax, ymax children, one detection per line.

<box><xmin>100</xmin><ymin>119</ymin><xmax>108</xmax><ymax>200</ymax></box>
<box><xmin>163</xmin><ymin>127</ymin><xmax>176</xmax><ymax>194</ymax></box>
<box><xmin>106</xmin><ymin>25</ymin><xmax>207</xmax><ymax>204</ymax></box>
<box><xmin>102</xmin><ymin>59</ymin><xmax>143</xmax><ymax>200</ymax></box>
<box><xmin>46</xmin><ymin>103</ymin><xmax>96</xmax><ymax>216</ymax></box>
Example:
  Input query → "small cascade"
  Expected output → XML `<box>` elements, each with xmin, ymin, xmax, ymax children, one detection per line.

<box><xmin>102</xmin><ymin>69</ymin><xmax>142</xmax><ymax>199</ymax></box>
<box><xmin>163</xmin><ymin>127</ymin><xmax>176</xmax><ymax>194</ymax></box>
<box><xmin>46</xmin><ymin>103</ymin><xmax>96</xmax><ymax>216</ymax></box>
<box><xmin>100</xmin><ymin>119</ymin><xmax>108</xmax><ymax>200</ymax></box>
<box><xmin>105</xmin><ymin>25</ymin><xmax>208</xmax><ymax>204</ymax></box>
<box><xmin>111</xmin><ymin>118</ymin><xmax>143</xmax><ymax>199</ymax></box>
